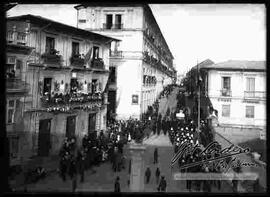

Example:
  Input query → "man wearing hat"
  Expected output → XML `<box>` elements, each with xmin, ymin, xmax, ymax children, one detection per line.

<box><xmin>158</xmin><ymin>176</ymin><xmax>167</xmax><ymax>192</ymax></box>
<box><xmin>145</xmin><ymin>166</ymin><xmax>151</xmax><ymax>184</ymax></box>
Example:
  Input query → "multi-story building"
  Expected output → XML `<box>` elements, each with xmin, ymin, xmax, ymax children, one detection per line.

<box><xmin>200</xmin><ymin>60</ymin><xmax>266</xmax><ymax>143</ymax></box>
<box><xmin>6</xmin><ymin>26</ymin><xmax>32</xmax><ymax>166</ymax></box>
<box><xmin>6</xmin><ymin>14</ymin><xmax>118</xmax><ymax>164</ymax></box>
<box><xmin>75</xmin><ymin>4</ymin><xmax>176</xmax><ymax>120</ymax></box>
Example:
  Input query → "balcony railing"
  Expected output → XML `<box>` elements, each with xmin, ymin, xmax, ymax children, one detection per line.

<box><xmin>7</xmin><ymin>31</ymin><xmax>27</xmax><ymax>45</ymax></box>
<box><xmin>220</xmin><ymin>89</ymin><xmax>232</xmax><ymax>97</ymax></box>
<box><xmin>112</xmin><ymin>24</ymin><xmax>123</xmax><ymax>30</ymax></box>
<box><xmin>103</xmin><ymin>23</ymin><xmax>123</xmax><ymax>30</ymax></box>
<box><xmin>70</xmin><ymin>54</ymin><xmax>85</xmax><ymax>67</ymax></box>
<box><xmin>6</xmin><ymin>77</ymin><xmax>30</xmax><ymax>94</ymax></box>
<box><xmin>41</xmin><ymin>49</ymin><xmax>62</xmax><ymax>66</ymax></box>
<box><xmin>40</xmin><ymin>92</ymin><xmax>103</xmax><ymax>107</ymax></box>
<box><xmin>91</xmin><ymin>58</ymin><xmax>105</xmax><ymax>69</ymax></box>
<box><xmin>110</xmin><ymin>50</ymin><xmax>123</xmax><ymax>58</ymax></box>
<box><xmin>244</xmin><ymin>91</ymin><xmax>266</xmax><ymax>99</ymax></box>
<box><xmin>143</xmin><ymin>75</ymin><xmax>157</xmax><ymax>87</ymax></box>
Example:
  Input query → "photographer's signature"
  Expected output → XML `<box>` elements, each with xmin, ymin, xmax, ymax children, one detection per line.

<box><xmin>171</xmin><ymin>141</ymin><xmax>258</xmax><ymax>172</ymax></box>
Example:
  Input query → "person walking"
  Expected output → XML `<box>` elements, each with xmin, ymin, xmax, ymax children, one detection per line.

<box><xmin>158</xmin><ymin>176</ymin><xmax>167</xmax><ymax>192</ymax></box>
<box><xmin>128</xmin><ymin>159</ymin><xmax>132</xmax><ymax>174</ymax></box>
<box><xmin>154</xmin><ymin>147</ymin><xmax>158</xmax><ymax>164</ymax></box>
<box><xmin>155</xmin><ymin>167</ymin><xmax>161</xmax><ymax>184</ymax></box>
<box><xmin>145</xmin><ymin>167</ymin><xmax>151</xmax><ymax>184</ymax></box>
<box><xmin>114</xmin><ymin>176</ymin><xmax>121</xmax><ymax>192</ymax></box>
<box><xmin>68</xmin><ymin>156</ymin><xmax>77</xmax><ymax>192</ymax></box>
<box><xmin>77</xmin><ymin>148</ymin><xmax>85</xmax><ymax>183</ymax></box>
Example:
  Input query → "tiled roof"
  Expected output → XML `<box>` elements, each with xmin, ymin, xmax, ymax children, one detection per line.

<box><xmin>202</xmin><ymin>60</ymin><xmax>266</xmax><ymax>71</ymax></box>
<box><xmin>7</xmin><ymin>14</ymin><xmax>120</xmax><ymax>42</ymax></box>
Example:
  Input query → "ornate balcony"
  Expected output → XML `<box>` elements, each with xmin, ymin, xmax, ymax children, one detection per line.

<box><xmin>110</xmin><ymin>50</ymin><xmax>123</xmax><ymax>58</ymax></box>
<box><xmin>41</xmin><ymin>49</ymin><xmax>62</xmax><ymax>66</ymax></box>
<box><xmin>244</xmin><ymin>91</ymin><xmax>266</xmax><ymax>99</ymax></box>
<box><xmin>7</xmin><ymin>31</ymin><xmax>27</xmax><ymax>46</ymax></box>
<box><xmin>91</xmin><ymin>58</ymin><xmax>105</xmax><ymax>69</ymax></box>
<box><xmin>220</xmin><ymin>89</ymin><xmax>232</xmax><ymax>97</ymax></box>
<box><xmin>40</xmin><ymin>92</ymin><xmax>103</xmax><ymax>108</ymax></box>
<box><xmin>70</xmin><ymin>54</ymin><xmax>85</xmax><ymax>67</ymax></box>
<box><xmin>6</xmin><ymin>77</ymin><xmax>30</xmax><ymax>94</ymax></box>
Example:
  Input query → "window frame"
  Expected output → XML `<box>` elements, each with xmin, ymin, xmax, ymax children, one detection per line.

<box><xmin>45</xmin><ymin>36</ymin><xmax>56</xmax><ymax>54</ymax></box>
<box><xmin>6</xmin><ymin>99</ymin><xmax>16</xmax><ymax>124</ymax></box>
<box><xmin>221</xmin><ymin>104</ymin><xmax>230</xmax><ymax>117</ymax></box>
<box><xmin>93</xmin><ymin>46</ymin><xmax>100</xmax><ymax>59</ymax></box>
<box><xmin>115</xmin><ymin>14</ymin><xmax>122</xmax><ymax>29</ymax></box>
<box><xmin>72</xmin><ymin>41</ymin><xmax>80</xmax><ymax>56</ymax></box>
<box><xmin>246</xmin><ymin>105</ymin><xmax>255</xmax><ymax>118</ymax></box>
<box><xmin>106</xmin><ymin>14</ymin><xmax>113</xmax><ymax>29</ymax></box>
<box><xmin>222</xmin><ymin>76</ymin><xmax>231</xmax><ymax>90</ymax></box>
<box><xmin>246</xmin><ymin>77</ymin><xmax>255</xmax><ymax>91</ymax></box>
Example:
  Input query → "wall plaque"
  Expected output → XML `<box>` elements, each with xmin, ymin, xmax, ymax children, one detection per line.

<box><xmin>132</xmin><ymin>94</ymin><xmax>139</xmax><ymax>104</ymax></box>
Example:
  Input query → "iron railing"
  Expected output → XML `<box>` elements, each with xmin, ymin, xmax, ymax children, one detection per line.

<box><xmin>6</xmin><ymin>31</ymin><xmax>27</xmax><ymax>45</ymax></box>
<box><xmin>70</xmin><ymin>55</ymin><xmax>85</xmax><ymax>67</ymax></box>
<box><xmin>109</xmin><ymin>50</ymin><xmax>123</xmax><ymax>58</ymax></box>
<box><xmin>91</xmin><ymin>58</ymin><xmax>105</xmax><ymax>69</ymax></box>
<box><xmin>220</xmin><ymin>89</ymin><xmax>232</xmax><ymax>97</ymax></box>
<box><xmin>103</xmin><ymin>23</ymin><xmax>123</xmax><ymax>30</ymax></box>
<box><xmin>244</xmin><ymin>91</ymin><xmax>266</xmax><ymax>99</ymax></box>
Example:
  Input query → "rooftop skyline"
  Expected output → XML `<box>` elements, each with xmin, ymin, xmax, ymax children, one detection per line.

<box><xmin>7</xmin><ymin>4</ymin><xmax>266</xmax><ymax>74</ymax></box>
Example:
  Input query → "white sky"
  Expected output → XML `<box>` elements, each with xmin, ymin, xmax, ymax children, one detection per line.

<box><xmin>7</xmin><ymin>4</ymin><xmax>266</xmax><ymax>74</ymax></box>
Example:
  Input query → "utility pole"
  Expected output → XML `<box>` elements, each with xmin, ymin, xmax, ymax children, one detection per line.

<box><xmin>197</xmin><ymin>59</ymin><xmax>200</xmax><ymax>132</ymax></box>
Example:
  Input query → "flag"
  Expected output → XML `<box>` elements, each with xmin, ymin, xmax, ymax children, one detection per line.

<box><xmin>84</xmin><ymin>47</ymin><xmax>93</xmax><ymax>66</ymax></box>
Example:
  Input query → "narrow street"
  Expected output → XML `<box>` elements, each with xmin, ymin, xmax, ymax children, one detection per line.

<box><xmin>14</xmin><ymin>87</ymin><xmax>232</xmax><ymax>193</ymax></box>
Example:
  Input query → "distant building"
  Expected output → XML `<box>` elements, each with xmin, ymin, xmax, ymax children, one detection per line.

<box><xmin>6</xmin><ymin>15</ymin><xmax>117</xmax><ymax>165</ymax></box>
<box><xmin>75</xmin><ymin>4</ymin><xmax>176</xmax><ymax>120</ymax></box>
<box><xmin>200</xmin><ymin>60</ymin><xmax>266</xmax><ymax>143</ymax></box>
<box><xmin>176</xmin><ymin>73</ymin><xmax>185</xmax><ymax>85</ymax></box>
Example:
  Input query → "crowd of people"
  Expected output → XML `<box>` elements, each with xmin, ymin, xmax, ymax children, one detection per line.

<box><xmin>168</xmin><ymin>88</ymin><xmax>230</xmax><ymax>192</ymax></box>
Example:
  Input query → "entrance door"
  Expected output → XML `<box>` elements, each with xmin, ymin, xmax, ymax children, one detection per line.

<box><xmin>108</xmin><ymin>90</ymin><xmax>116</xmax><ymax>114</ymax></box>
<box><xmin>88</xmin><ymin>113</ymin><xmax>96</xmax><ymax>134</ymax></box>
<box><xmin>38</xmin><ymin>119</ymin><xmax>51</xmax><ymax>156</ymax></box>
<box><xmin>66</xmin><ymin>116</ymin><xmax>76</xmax><ymax>138</ymax></box>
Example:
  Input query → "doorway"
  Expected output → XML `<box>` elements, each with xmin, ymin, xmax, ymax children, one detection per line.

<box><xmin>88</xmin><ymin>113</ymin><xmax>96</xmax><ymax>134</ymax></box>
<box><xmin>38</xmin><ymin>119</ymin><xmax>51</xmax><ymax>156</ymax></box>
<box><xmin>66</xmin><ymin>116</ymin><xmax>76</xmax><ymax>138</ymax></box>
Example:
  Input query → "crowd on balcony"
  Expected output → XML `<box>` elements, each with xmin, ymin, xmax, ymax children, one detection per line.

<box><xmin>143</xmin><ymin>75</ymin><xmax>157</xmax><ymax>86</ymax></box>
<box><xmin>41</xmin><ymin>91</ymin><xmax>103</xmax><ymax>106</ymax></box>
<box><xmin>143</xmin><ymin>51</ymin><xmax>173</xmax><ymax>76</ymax></box>
<box><xmin>6</xmin><ymin>69</ymin><xmax>16</xmax><ymax>79</ymax></box>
